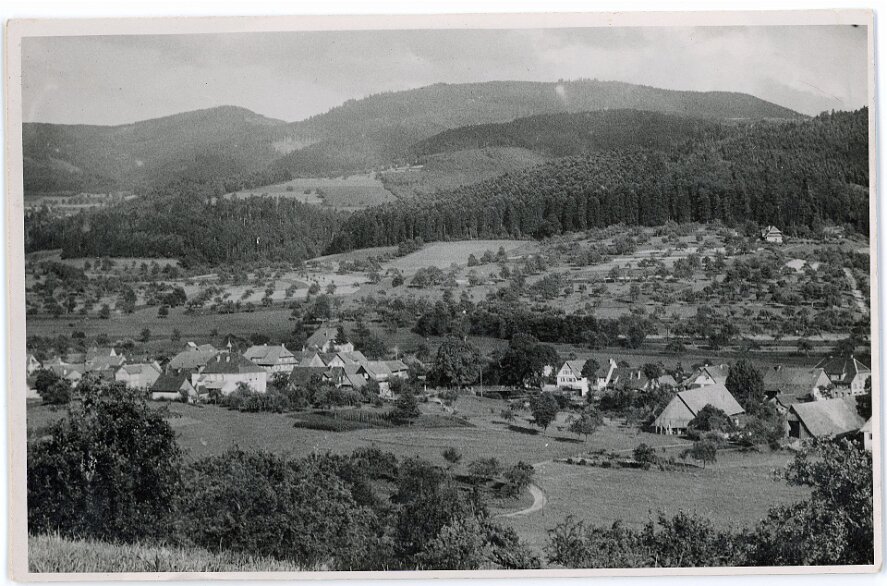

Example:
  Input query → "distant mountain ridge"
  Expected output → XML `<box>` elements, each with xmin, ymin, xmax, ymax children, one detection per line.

<box><xmin>22</xmin><ymin>79</ymin><xmax>804</xmax><ymax>195</ymax></box>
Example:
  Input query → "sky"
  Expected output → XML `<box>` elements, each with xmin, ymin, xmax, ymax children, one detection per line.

<box><xmin>22</xmin><ymin>25</ymin><xmax>868</xmax><ymax>125</ymax></box>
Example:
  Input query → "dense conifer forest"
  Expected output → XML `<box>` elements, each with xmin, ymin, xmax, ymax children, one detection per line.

<box><xmin>327</xmin><ymin>109</ymin><xmax>868</xmax><ymax>253</ymax></box>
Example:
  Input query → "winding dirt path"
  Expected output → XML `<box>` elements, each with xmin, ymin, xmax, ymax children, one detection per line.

<box><xmin>499</xmin><ymin>483</ymin><xmax>547</xmax><ymax>518</ymax></box>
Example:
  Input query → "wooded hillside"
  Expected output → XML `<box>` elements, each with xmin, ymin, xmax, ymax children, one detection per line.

<box><xmin>327</xmin><ymin>109</ymin><xmax>868</xmax><ymax>253</ymax></box>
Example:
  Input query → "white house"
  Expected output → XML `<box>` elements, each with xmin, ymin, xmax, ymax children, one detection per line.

<box><xmin>861</xmin><ymin>418</ymin><xmax>873</xmax><ymax>452</ymax></box>
<box><xmin>192</xmin><ymin>351</ymin><xmax>267</xmax><ymax>395</ymax></box>
<box><xmin>685</xmin><ymin>364</ymin><xmax>730</xmax><ymax>389</ymax></box>
<box><xmin>26</xmin><ymin>353</ymin><xmax>43</xmax><ymax>376</ymax></box>
<box><xmin>815</xmin><ymin>355</ymin><xmax>871</xmax><ymax>396</ymax></box>
<box><xmin>556</xmin><ymin>360</ymin><xmax>590</xmax><ymax>396</ymax></box>
<box><xmin>761</xmin><ymin>226</ymin><xmax>784</xmax><ymax>244</ymax></box>
<box><xmin>115</xmin><ymin>362</ymin><xmax>163</xmax><ymax>391</ymax></box>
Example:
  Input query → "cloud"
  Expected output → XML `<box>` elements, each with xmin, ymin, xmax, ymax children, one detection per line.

<box><xmin>21</xmin><ymin>25</ymin><xmax>868</xmax><ymax>125</ymax></box>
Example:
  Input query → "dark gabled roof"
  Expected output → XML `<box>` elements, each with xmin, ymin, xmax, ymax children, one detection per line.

<box><xmin>201</xmin><ymin>352</ymin><xmax>266</xmax><ymax>375</ymax></box>
<box><xmin>815</xmin><ymin>356</ymin><xmax>871</xmax><ymax>385</ymax></box>
<box><xmin>151</xmin><ymin>371</ymin><xmax>192</xmax><ymax>393</ymax></box>
<box><xmin>289</xmin><ymin>366</ymin><xmax>332</xmax><ymax>387</ymax></box>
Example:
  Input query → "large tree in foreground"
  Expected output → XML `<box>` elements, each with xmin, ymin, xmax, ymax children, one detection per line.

<box><xmin>746</xmin><ymin>439</ymin><xmax>874</xmax><ymax>566</ymax></box>
<box><xmin>28</xmin><ymin>374</ymin><xmax>182</xmax><ymax>542</ymax></box>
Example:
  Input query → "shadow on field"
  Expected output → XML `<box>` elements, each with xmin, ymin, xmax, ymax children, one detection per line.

<box><xmin>554</xmin><ymin>437</ymin><xmax>584</xmax><ymax>444</ymax></box>
<box><xmin>508</xmin><ymin>424</ymin><xmax>540</xmax><ymax>435</ymax></box>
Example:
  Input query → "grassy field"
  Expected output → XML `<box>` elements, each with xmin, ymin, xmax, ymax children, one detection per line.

<box><xmin>226</xmin><ymin>174</ymin><xmax>396</xmax><ymax>210</ymax></box>
<box><xmin>502</xmin><ymin>449</ymin><xmax>807</xmax><ymax>553</ymax></box>
<box><xmin>27</xmin><ymin>392</ymin><xmax>810</xmax><ymax>562</ymax></box>
<box><xmin>28</xmin><ymin>534</ymin><xmax>306</xmax><ymax>573</ymax></box>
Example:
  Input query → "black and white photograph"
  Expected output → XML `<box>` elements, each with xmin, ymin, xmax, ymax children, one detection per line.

<box><xmin>5</xmin><ymin>9</ymin><xmax>879</xmax><ymax>578</ymax></box>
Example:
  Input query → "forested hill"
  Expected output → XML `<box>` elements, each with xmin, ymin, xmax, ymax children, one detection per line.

<box><xmin>25</xmin><ymin>190</ymin><xmax>344</xmax><ymax>267</ymax></box>
<box><xmin>24</xmin><ymin>80</ymin><xmax>802</xmax><ymax>194</ymax></box>
<box><xmin>23</xmin><ymin>106</ymin><xmax>289</xmax><ymax>195</ymax></box>
<box><xmin>327</xmin><ymin>108</ymin><xmax>869</xmax><ymax>253</ymax></box>
<box><xmin>411</xmin><ymin>110</ymin><xmax>730</xmax><ymax>159</ymax></box>
<box><xmin>269</xmin><ymin>79</ymin><xmax>804</xmax><ymax>177</ymax></box>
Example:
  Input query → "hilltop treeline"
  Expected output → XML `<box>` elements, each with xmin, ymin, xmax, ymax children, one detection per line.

<box><xmin>327</xmin><ymin>109</ymin><xmax>868</xmax><ymax>253</ymax></box>
<box><xmin>25</xmin><ymin>187</ymin><xmax>345</xmax><ymax>266</ymax></box>
<box><xmin>411</xmin><ymin>109</ymin><xmax>728</xmax><ymax>158</ymax></box>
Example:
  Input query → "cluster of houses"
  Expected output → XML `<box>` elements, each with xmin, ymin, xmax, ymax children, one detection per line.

<box><xmin>28</xmin><ymin>346</ymin><xmax>163</xmax><ymax>394</ymax></box>
<box><xmin>28</xmin><ymin>324</ymin><xmax>409</xmax><ymax>404</ymax></box>
<box><xmin>552</xmin><ymin>354</ymin><xmax>872</xmax><ymax>447</ymax></box>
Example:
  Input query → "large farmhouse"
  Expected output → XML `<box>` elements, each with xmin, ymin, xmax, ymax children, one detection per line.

<box><xmin>653</xmin><ymin>384</ymin><xmax>744</xmax><ymax>435</ymax></box>
<box><xmin>787</xmin><ymin>397</ymin><xmax>864</xmax><ymax>440</ymax></box>
<box><xmin>193</xmin><ymin>351</ymin><xmax>267</xmax><ymax>395</ymax></box>
<box><xmin>243</xmin><ymin>344</ymin><xmax>299</xmax><ymax>373</ymax></box>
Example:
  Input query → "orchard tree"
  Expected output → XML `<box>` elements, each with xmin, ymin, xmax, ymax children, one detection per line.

<box><xmin>685</xmin><ymin>439</ymin><xmax>718</xmax><ymax>469</ymax></box>
<box><xmin>568</xmin><ymin>407</ymin><xmax>603</xmax><ymax>441</ymax></box>
<box><xmin>530</xmin><ymin>392</ymin><xmax>559</xmax><ymax>433</ymax></box>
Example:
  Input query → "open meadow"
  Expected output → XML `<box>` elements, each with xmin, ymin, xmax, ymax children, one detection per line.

<box><xmin>27</xmin><ymin>392</ymin><xmax>810</xmax><ymax>559</ymax></box>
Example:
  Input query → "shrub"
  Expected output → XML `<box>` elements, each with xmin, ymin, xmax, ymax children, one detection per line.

<box><xmin>177</xmin><ymin>448</ymin><xmax>382</xmax><ymax>570</ymax></box>
<box><xmin>28</xmin><ymin>376</ymin><xmax>182</xmax><ymax>542</ymax></box>
<box><xmin>32</xmin><ymin>369</ymin><xmax>72</xmax><ymax>405</ymax></box>
<box><xmin>499</xmin><ymin>461</ymin><xmax>535</xmax><ymax>498</ymax></box>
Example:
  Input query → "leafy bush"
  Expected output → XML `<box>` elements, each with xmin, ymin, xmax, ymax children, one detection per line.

<box><xmin>177</xmin><ymin>448</ymin><xmax>383</xmax><ymax>570</ymax></box>
<box><xmin>499</xmin><ymin>461</ymin><xmax>535</xmax><ymax>498</ymax></box>
<box><xmin>28</xmin><ymin>376</ymin><xmax>182</xmax><ymax>542</ymax></box>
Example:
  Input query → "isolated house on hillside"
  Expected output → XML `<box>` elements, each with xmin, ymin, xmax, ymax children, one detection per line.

<box><xmin>115</xmin><ymin>362</ymin><xmax>163</xmax><ymax>391</ymax></box>
<box><xmin>168</xmin><ymin>343</ymin><xmax>219</xmax><ymax>372</ymax></box>
<box><xmin>685</xmin><ymin>364</ymin><xmax>730</xmax><ymax>388</ymax></box>
<box><xmin>653</xmin><ymin>383</ymin><xmax>744</xmax><ymax>435</ymax></box>
<box><xmin>787</xmin><ymin>398</ymin><xmax>863</xmax><ymax>440</ymax></box>
<box><xmin>761</xmin><ymin>226</ymin><xmax>784</xmax><ymax>244</ymax></box>
<box><xmin>193</xmin><ymin>351</ymin><xmax>267</xmax><ymax>395</ymax></box>
<box><xmin>762</xmin><ymin>366</ymin><xmax>832</xmax><ymax>408</ymax></box>
<box><xmin>150</xmin><ymin>371</ymin><xmax>197</xmax><ymax>401</ymax></box>
<box><xmin>305</xmin><ymin>325</ymin><xmax>354</xmax><ymax>353</ymax></box>
<box><xmin>815</xmin><ymin>355</ymin><xmax>871</xmax><ymax>395</ymax></box>
<box><xmin>243</xmin><ymin>344</ymin><xmax>298</xmax><ymax>373</ymax></box>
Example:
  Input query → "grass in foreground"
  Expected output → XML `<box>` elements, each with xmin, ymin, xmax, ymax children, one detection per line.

<box><xmin>29</xmin><ymin>534</ymin><xmax>306</xmax><ymax>573</ymax></box>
